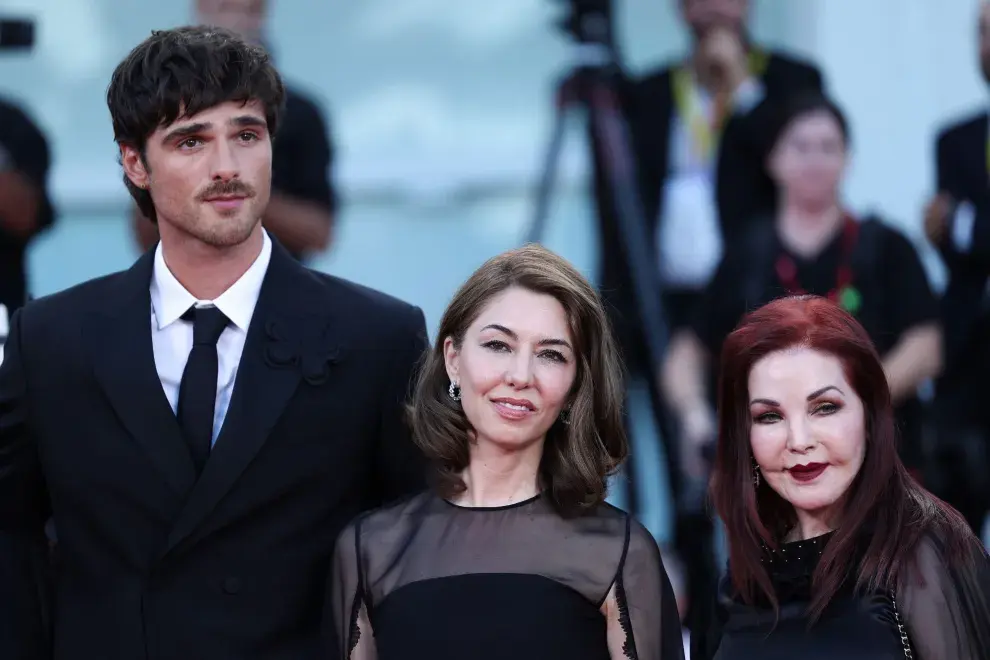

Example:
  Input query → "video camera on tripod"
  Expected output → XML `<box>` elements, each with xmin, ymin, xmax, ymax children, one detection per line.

<box><xmin>0</xmin><ymin>17</ymin><xmax>33</xmax><ymax>51</ymax></box>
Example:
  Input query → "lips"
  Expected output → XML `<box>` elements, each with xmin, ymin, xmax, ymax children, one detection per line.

<box><xmin>205</xmin><ymin>196</ymin><xmax>248</xmax><ymax>212</ymax></box>
<box><xmin>490</xmin><ymin>397</ymin><xmax>536</xmax><ymax>421</ymax></box>
<box><xmin>787</xmin><ymin>462</ymin><xmax>828</xmax><ymax>483</ymax></box>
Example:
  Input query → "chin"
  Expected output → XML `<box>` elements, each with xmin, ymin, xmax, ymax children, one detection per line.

<box><xmin>477</xmin><ymin>426</ymin><xmax>543</xmax><ymax>450</ymax></box>
<box><xmin>787</xmin><ymin>492</ymin><xmax>841</xmax><ymax>514</ymax></box>
<box><xmin>198</xmin><ymin>222</ymin><xmax>259</xmax><ymax>248</ymax></box>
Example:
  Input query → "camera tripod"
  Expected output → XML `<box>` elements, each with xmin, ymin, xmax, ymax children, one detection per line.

<box><xmin>526</xmin><ymin>5</ymin><xmax>670</xmax><ymax>384</ymax></box>
<box><xmin>526</xmin><ymin>12</ymin><xmax>719</xmax><ymax>649</ymax></box>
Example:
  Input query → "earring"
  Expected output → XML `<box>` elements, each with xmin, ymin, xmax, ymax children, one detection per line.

<box><xmin>559</xmin><ymin>407</ymin><xmax>572</xmax><ymax>425</ymax></box>
<box><xmin>448</xmin><ymin>381</ymin><xmax>461</xmax><ymax>401</ymax></box>
<box><xmin>753</xmin><ymin>460</ymin><xmax>761</xmax><ymax>487</ymax></box>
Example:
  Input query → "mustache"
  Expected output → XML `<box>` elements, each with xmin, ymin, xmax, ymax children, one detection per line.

<box><xmin>197</xmin><ymin>180</ymin><xmax>255</xmax><ymax>201</ymax></box>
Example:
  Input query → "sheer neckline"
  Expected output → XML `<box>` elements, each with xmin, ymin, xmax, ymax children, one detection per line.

<box><xmin>441</xmin><ymin>492</ymin><xmax>543</xmax><ymax>511</ymax></box>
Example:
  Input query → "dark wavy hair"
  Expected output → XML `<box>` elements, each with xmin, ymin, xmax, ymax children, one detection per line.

<box><xmin>711</xmin><ymin>295</ymin><xmax>981</xmax><ymax>622</ymax></box>
<box><xmin>409</xmin><ymin>244</ymin><xmax>627</xmax><ymax>516</ymax></box>
<box><xmin>106</xmin><ymin>25</ymin><xmax>284</xmax><ymax>223</ymax></box>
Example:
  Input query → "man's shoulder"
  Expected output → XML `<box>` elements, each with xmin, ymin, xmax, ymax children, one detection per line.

<box><xmin>282</xmin><ymin>84</ymin><xmax>327</xmax><ymax>124</ymax></box>
<box><xmin>301</xmin><ymin>268</ymin><xmax>423</xmax><ymax>328</ymax></box>
<box><xmin>766</xmin><ymin>50</ymin><xmax>819</xmax><ymax>75</ymax></box>
<box><xmin>937</xmin><ymin>110</ymin><xmax>987</xmax><ymax>146</ymax></box>
<box><xmin>762</xmin><ymin>49</ymin><xmax>823</xmax><ymax>91</ymax></box>
<box><xmin>18</xmin><ymin>266</ymin><xmax>139</xmax><ymax>327</ymax></box>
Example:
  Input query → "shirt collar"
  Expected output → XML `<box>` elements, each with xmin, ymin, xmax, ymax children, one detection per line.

<box><xmin>150</xmin><ymin>230</ymin><xmax>272</xmax><ymax>332</ymax></box>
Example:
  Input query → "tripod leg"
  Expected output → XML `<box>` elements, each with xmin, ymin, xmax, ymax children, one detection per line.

<box><xmin>526</xmin><ymin>83</ymin><xmax>576</xmax><ymax>245</ymax></box>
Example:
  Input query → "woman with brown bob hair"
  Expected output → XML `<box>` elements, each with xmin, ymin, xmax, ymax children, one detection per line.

<box><xmin>698</xmin><ymin>295</ymin><xmax>990</xmax><ymax>659</ymax></box>
<box><xmin>329</xmin><ymin>245</ymin><xmax>684</xmax><ymax>660</ymax></box>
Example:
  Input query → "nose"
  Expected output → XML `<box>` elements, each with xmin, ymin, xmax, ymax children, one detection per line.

<box><xmin>785</xmin><ymin>417</ymin><xmax>815</xmax><ymax>454</ymax></box>
<box><xmin>504</xmin><ymin>351</ymin><xmax>534</xmax><ymax>389</ymax></box>
<box><xmin>210</xmin><ymin>137</ymin><xmax>240</xmax><ymax>182</ymax></box>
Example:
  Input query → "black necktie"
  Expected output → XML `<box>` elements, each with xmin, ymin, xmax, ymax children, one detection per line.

<box><xmin>177</xmin><ymin>305</ymin><xmax>229</xmax><ymax>476</ymax></box>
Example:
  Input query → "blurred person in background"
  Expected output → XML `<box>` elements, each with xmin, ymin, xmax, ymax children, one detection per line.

<box><xmin>665</xmin><ymin>93</ymin><xmax>942</xmax><ymax>486</ymax></box>
<box><xmin>0</xmin><ymin>98</ymin><xmax>56</xmax><ymax>317</ymax></box>
<box><xmin>698</xmin><ymin>296</ymin><xmax>990</xmax><ymax>659</ymax></box>
<box><xmin>132</xmin><ymin>0</ymin><xmax>338</xmax><ymax>260</ymax></box>
<box><xmin>588</xmin><ymin>0</ymin><xmax>823</xmax><ymax>640</ymax></box>
<box><xmin>922</xmin><ymin>0</ymin><xmax>990</xmax><ymax>537</ymax></box>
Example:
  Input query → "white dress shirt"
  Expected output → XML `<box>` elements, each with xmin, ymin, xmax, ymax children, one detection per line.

<box><xmin>657</xmin><ymin>76</ymin><xmax>764</xmax><ymax>289</ymax></box>
<box><xmin>150</xmin><ymin>231</ymin><xmax>272</xmax><ymax>445</ymax></box>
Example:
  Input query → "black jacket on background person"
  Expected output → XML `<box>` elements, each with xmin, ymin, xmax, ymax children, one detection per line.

<box><xmin>933</xmin><ymin>113</ymin><xmax>990</xmax><ymax>381</ymax></box>
<box><xmin>0</xmin><ymin>240</ymin><xmax>427</xmax><ymax>659</ymax></box>
<box><xmin>590</xmin><ymin>51</ymin><xmax>823</xmax><ymax>369</ymax></box>
<box><xmin>928</xmin><ymin>112</ymin><xmax>990</xmax><ymax>529</ymax></box>
<box><xmin>0</xmin><ymin>97</ymin><xmax>56</xmax><ymax>315</ymax></box>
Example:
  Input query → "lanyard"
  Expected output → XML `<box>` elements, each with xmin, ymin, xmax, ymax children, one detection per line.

<box><xmin>775</xmin><ymin>213</ymin><xmax>863</xmax><ymax>315</ymax></box>
<box><xmin>671</xmin><ymin>48</ymin><xmax>769</xmax><ymax>162</ymax></box>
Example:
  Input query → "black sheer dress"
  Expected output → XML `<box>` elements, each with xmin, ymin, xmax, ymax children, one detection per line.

<box><xmin>330</xmin><ymin>491</ymin><xmax>684</xmax><ymax>660</ymax></box>
<box><xmin>699</xmin><ymin>532</ymin><xmax>990</xmax><ymax>660</ymax></box>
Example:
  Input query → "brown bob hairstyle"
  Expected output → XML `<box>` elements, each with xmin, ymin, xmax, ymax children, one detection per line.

<box><xmin>408</xmin><ymin>244</ymin><xmax>628</xmax><ymax>515</ymax></box>
<box><xmin>711</xmin><ymin>295</ymin><xmax>980</xmax><ymax>621</ymax></box>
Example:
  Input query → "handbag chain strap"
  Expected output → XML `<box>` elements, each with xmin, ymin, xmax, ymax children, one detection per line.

<box><xmin>889</xmin><ymin>590</ymin><xmax>914</xmax><ymax>659</ymax></box>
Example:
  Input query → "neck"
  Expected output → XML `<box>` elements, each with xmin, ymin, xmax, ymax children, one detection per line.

<box><xmin>453</xmin><ymin>435</ymin><xmax>543</xmax><ymax>508</ymax></box>
<box><xmin>789</xmin><ymin>508</ymin><xmax>837</xmax><ymax>542</ymax></box>
<box><xmin>776</xmin><ymin>200</ymin><xmax>844</xmax><ymax>258</ymax></box>
<box><xmin>159</xmin><ymin>224</ymin><xmax>264</xmax><ymax>300</ymax></box>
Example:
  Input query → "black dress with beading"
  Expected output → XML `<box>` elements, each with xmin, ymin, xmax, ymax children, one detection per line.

<box><xmin>699</xmin><ymin>532</ymin><xmax>990</xmax><ymax>660</ymax></box>
<box><xmin>329</xmin><ymin>492</ymin><xmax>684</xmax><ymax>660</ymax></box>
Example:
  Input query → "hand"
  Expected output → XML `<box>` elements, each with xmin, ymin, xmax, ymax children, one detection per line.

<box><xmin>698</xmin><ymin>27</ymin><xmax>748</xmax><ymax>96</ymax></box>
<box><xmin>923</xmin><ymin>192</ymin><xmax>954</xmax><ymax>245</ymax></box>
<box><xmin>679</xmin><ymin>404</ymin><xmax>717</xmax><ymax>478</ymax></box>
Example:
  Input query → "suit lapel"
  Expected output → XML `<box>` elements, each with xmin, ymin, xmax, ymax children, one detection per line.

<box><xmin>84</xmin><ymin>250</ymin><xmax>197</xmax><ymax>497</ymax></box>
<box><xmin>162</xmin><ymin>241</ymin><xmax>337</xmax><ymax>556</ymax></box>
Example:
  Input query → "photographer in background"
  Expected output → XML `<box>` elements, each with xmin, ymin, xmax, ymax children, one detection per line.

<box><xmin>589</xmin><ymin>0</ymin><xmax>824</xmax><ymax>644</ymax></box>
<box><xmin>132</xmin><ymin>0</ymin><xmax>338</xmax><ymax>260</ymax></box>
<box><xmin>921</xmin><ymin>0</ymin><xmax>990</xmax><ymax>538</ymax></box>
<box><xmin>0</xmin><ymin>96</ymin><xmax>56</xmax><ymax>317</ymax></box>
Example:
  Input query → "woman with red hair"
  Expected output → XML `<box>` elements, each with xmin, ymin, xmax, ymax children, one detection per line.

<box><xmin>697</xmin><ymin>295</ymin><xmax>990</xmax><ymax>659</ymax></box>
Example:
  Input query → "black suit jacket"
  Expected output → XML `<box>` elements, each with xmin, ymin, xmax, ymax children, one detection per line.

<box><xmin>933</xmin><ymin>113</ymin><xmax>990</xmax><ymax>376</ymax></box>
<box><xmin>0</xmin><ymin>239</ymin><xmax>428</xmax><ymax>659</ymax></box>
<box><xmin>590</xmin><ymin>50</ymin><xmax>823</xmax><ymax>368</ymax></box>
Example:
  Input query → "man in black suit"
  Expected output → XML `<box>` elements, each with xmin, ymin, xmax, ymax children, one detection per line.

<box><xmin>922</xmin><ymin>1</ymin><xmax>990</xmax><ymax>537</ymax></box>
<box><xmin>589</xmin><ymin>0</ymin><xmax>823</xmax><ymax>641</ymax></box>
<box><xmin>0</xmin><ymin>26</ymin><xmax>427</xmax><ymax>659</ymax></box>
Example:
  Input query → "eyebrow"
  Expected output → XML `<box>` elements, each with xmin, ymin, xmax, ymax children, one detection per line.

<box><xmin>161</xmin><ymin>115</ymin><xmax>267</xmax><ymax>145</ymax></box>
<box><xmin>750</xmin><ymin>385</ymin><xmax>844</xmax><ymax>407</ymax></box>
<box><xmin>480</xmin><ymin>323</ymin><xmax>572</xmax><ymax>350</ymax></box>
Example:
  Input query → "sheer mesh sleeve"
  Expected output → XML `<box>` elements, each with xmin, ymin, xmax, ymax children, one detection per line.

<box><xmin>897</xmin><ymin>537</ymin><xmax>990</xmax><ymax>660</ymax></box>
<box><xmin>609</xmin><ymin>517</ymin><xmax>685</xmax><ymax>660</ymax></box>
<box><xmin>328</xmin><ymin>519</ymin><xmax>377</xmax><ymax>660</ymax></box>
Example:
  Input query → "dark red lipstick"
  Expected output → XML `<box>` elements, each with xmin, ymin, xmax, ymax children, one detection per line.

<box><xmin>787</xmin><ymin>462</ymin><xmax>828</xmax><ymax>482</ymax></box>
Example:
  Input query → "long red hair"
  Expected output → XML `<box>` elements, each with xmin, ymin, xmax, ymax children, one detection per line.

<box><xmin>710</xmin><ymin>295</ymin><xmax>976</xmax><ymax>620</ymax></box>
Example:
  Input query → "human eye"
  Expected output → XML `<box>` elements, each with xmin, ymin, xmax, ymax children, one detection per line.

<box><xmin>753</xmin><ymin>410</ymin><xmax>782</xmax><ymax>424</ymax></box>
<box><xmin>539</xmin><ymin>349</ymin><xmax>567</xmax><ymax>363</ymax></box>
<box><xmin>813</xmin><ymin>401</ymin><xmax>841</xmax><ymax>416</ymax></box>
<box><xmin>481</xmin><ymin>339</ymin><xmax>510</xmax><ymax>352</ymax></box>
